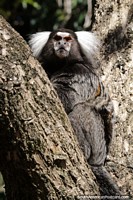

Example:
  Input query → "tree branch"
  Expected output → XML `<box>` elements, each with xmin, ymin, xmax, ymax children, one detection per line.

<box><xmin>0</xmin><ymin>15</ymin><xmax>99</xmax><ymax>200</ymax></box>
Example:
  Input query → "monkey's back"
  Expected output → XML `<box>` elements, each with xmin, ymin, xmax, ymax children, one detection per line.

<box><xmin>51</xmin><ymin>63</ymin><xmax>103</xmax><ymax>112</ymax></box>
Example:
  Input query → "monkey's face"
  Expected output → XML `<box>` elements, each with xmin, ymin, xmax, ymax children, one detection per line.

<box><xmin>53</xmin><ymin>32</ymin><xmax>73</xmax><ymax>59</ymax></box>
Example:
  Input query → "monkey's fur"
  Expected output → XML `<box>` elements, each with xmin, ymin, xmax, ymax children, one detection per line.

<box><xmin>29</xmin><ymin>28</ymin><xmax>122</xmax><ymax>197</ymax></box>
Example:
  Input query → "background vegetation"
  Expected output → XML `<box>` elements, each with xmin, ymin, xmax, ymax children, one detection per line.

<box><xmin>0</xmin><ymin>0</ymin><xmax>92</xmax><ymax>40</ymax></box>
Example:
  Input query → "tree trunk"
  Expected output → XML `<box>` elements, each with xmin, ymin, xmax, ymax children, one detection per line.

<box><xmin>93</xmin><ymin>0</ymin><xmax>133</xmax><ymax>197</ymax></box>
<box><xmin>0</xmin><ymin>16</ymin><xmax>99</xmax><ymax>200</ymax></box>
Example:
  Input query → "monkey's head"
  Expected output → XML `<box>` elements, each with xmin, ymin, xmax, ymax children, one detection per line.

<box><xmin>51</xmin><ymin>30</ymin><xmax>74</xmax><ymax>59</ymax></box>
<box><xmin>29</xmin><ymin>28</ymin><xmax>100</xmax><ymax>66</ymax></box>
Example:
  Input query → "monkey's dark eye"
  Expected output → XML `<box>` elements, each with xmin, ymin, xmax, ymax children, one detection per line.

<box><xmin>64</xmin><ymin>36</ymin><xmax>72</xmax><ymax>41</ymax></box>
<box><xmin>54</xmin><ymin>35</ymin><xmax>62</xmax><ymax>41</ymax></box>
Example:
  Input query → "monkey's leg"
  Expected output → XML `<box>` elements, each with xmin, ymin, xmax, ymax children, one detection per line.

<box><xmin>69</xmin><ymin>103</ymin><xmax>106</xmax><ymax>165</ymax></box>
<box><xmin>68</xmin><ymin>103</ymin><xmax>122</xmax><ymax>197</ymax></box>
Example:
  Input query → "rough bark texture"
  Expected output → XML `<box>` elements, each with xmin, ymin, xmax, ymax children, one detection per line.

<box><xmin>93</xmin><ymin>0</ymin><xmax>133</xmax><ymax>198</ymax></box>
<box><xmin>0</xmin><ymin>15</ymin><xmax>99</xmax><ymax>200</ymax></box>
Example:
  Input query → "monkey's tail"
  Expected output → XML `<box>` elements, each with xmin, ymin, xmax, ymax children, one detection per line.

<box><xmin>91</xmin><ymin>166</ymin><xmax>124</xmax><ymax>199</ymax></box>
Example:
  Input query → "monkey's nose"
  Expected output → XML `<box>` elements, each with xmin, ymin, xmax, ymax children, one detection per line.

<box><xmin>58</xmin><ymin>40</ymin><xmax>66</xmax><ymax>46</ymax></box>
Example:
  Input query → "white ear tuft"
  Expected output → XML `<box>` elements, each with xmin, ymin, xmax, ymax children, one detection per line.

<box><xmin>29</xmin><ymin>31</ymin><xmax>51</xmax><ymax>57</ymax></box>
<box><xmin>75</xmin><ymin>31</ymin><xmax>100</xmax><ymax>61</ymax></box>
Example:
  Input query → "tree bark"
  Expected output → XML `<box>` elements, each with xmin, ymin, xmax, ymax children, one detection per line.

<box><xmin>0</xmin><ymin>16</ymin><xmax>99</xmax><ymax>200</ymax></box>
<box><xmin>93</xmin><ymin>0</ymin><xmax>133</xmax><ymax>197</ymax></box>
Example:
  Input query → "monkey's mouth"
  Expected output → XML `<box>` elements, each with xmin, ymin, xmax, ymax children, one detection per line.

<box><xmin>58</xmin><ymin>47</ymin><xmax>66</xmax><ymax>52</ymax></box>
<box><xmin>55</xmin><ymin>48</ymin><xmax>68</xmax><ymax>58</ymax></box>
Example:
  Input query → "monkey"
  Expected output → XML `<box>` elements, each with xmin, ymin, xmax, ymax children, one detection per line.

<box><xmin>29</xmin><ymin>28</ymin><xmax>122</xmax><ymax>198</ymax></box>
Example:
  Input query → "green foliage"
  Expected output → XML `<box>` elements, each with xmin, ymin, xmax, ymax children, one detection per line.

<box><xmin>22</xmin><ymin>0</ymin><xmax>41</xmax><ymax>9</ymax></box>
<box><xmin>0</xmin><ymin>0</ymin><xmax>88</xmax><ymax>39</ymax></box>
